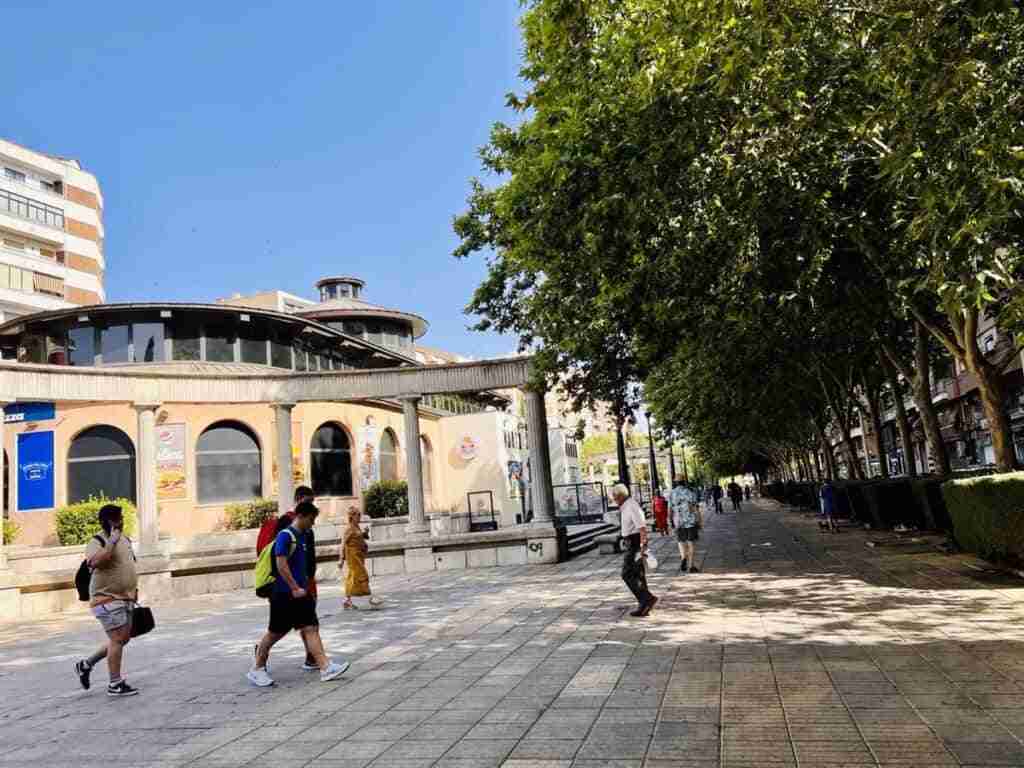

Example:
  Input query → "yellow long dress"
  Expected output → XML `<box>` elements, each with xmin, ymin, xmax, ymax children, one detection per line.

<box><xmin>343</xmin><ymin>525</ymin><xmax>371</xmax><ymax>597</ymax></box>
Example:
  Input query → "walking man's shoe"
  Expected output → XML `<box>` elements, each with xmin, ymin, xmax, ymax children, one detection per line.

<box><xmin>680</xmin><ymin>559</ymin><xmax>688</xmax><ymax>573</ymax></box>
<box><xmin>320</xmin><ymin>660</ymin><xmax>350</xmax><ymax>682</ymax></box>
<box><xmin>107</xmin><ymin>680</ymin><xmax>139</xmax><ymax>697</ymax></box>
<box><xmin>640</xmin><ymin>595</ymin><xmax>659</xmax><ymax>616</ymax></box>
<box><xmin>247</xmin><ymin>667</ymin><xmax>275</xmax><ymax>687</ymax></box>
<box><xmin>75</xmin><ymin>660</ymin><xmax>92</xmax><ymax>691</ymax></box>
<box><xmin>690</xmin><ymin>566</ymin><xmax>701</xmax><ymax>574</ymax></box>
<box><xmin>628</xmin><ymin>607</ymin><xmax>646</xmax><ymax>617</ymax></box>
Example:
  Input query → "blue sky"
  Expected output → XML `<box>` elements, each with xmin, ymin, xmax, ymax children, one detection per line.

<box><xmin>1</xmin><ymin>1</ymin><xmax>521</xmax><ymax>358</ymax></box>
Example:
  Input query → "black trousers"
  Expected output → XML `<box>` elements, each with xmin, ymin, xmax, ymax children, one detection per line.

<box><xmin>621</xmin><ymin>533</ymin><xmax>653</xmax><ymax>607</ymax></box>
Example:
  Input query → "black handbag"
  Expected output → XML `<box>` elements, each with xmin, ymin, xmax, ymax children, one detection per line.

<box><xmin>131</xmin><ymin>605</ymin><xmax>155</xmax><ymax>638</ymax></box>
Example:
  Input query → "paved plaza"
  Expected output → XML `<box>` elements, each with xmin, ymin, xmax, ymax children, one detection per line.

<box><xmin>2</xmin><ymin>500</ymin><xmax>1024</xmax><ymax>767</ymax></box>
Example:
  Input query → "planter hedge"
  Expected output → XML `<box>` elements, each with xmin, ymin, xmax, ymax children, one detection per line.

<box><xmin>942</xmin><ymin>471</ymin><xmax>1024</xmax><ymax>564</ymax></box>
<box><xmin>55</xmin><ymin>497</ymin><xmax>138</xmax><ymax>546</ymax></box>
<box><xmin>224</xmin><ymin>498</ymin><xmax>278</xmax><ymax>530</ymax></box>
<box><xmin>364</xmin><ymin>480</ymin><xmax>409</xmax><ymax>519</ymax></box>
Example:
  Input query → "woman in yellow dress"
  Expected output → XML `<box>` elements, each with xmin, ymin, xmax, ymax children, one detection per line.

<box><xmin>341</xmin><ymin>506</ymin><xmax>382</xmax><ymax>610</ymax></box>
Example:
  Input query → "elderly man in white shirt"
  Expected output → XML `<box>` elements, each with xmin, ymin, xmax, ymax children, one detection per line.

<box><xmin>610</xmin><ymin>484</ymin><xmax>658</xmax><ymax>617</ymax></box>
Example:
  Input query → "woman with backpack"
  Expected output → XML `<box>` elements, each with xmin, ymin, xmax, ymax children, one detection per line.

<box><xmin>340</xmin><ymin>505</ymin><xmax>382</xmax><ymax>610</ymax></box>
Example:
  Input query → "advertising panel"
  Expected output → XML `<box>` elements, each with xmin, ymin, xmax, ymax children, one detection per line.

<box><xmin>17</xmin><ymin>431</ymin><xmax>54</xmax><ymax>510</ymax></box>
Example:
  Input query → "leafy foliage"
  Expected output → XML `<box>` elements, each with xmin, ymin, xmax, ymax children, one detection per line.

<box><xmin>2</xmin><ymin>519</ymin><xmax>20</xmax><ymax>546</ymax></box>
<box><xmin>55</xmin><ymin>497</ymin><xmax>138</xmax><ymax>546</ymax></box>
<box><xmin>364</xmin><ymin>480</ymin><xmax>409</xmax><ymax>519</ymax></box>
<box><xmin>224</xmin><ymin>498</ymin><xmax>279</xmax><ymax>531</ymax></box>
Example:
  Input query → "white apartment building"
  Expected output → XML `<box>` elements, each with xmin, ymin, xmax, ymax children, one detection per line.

<box><xmin>0</xmin><ymin>139</ymin><xmax>105</xmax><ymax>333</ymax></box>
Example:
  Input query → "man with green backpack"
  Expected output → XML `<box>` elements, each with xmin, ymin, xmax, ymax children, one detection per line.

<box><xmin>248</xmin><ymin>501</ymin><xmax>349</xmax><ymax>686</ymax></box>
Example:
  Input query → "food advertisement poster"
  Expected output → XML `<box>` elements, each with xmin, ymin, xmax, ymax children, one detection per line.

<box><xmin>358</xmin><ymin>423</ymin><xmax>380</xmax><ymax>491</ymax></box>
<box><xmin>156</xmin><ymin>424</ymin><xmax>187</xmax><ymax>500</ymax></box>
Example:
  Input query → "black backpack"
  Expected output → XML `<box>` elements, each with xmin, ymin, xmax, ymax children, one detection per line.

<box><xmin>74</xmin><ymin>535</ymin><xmax>106</xmax><ymax>602</ymax></box>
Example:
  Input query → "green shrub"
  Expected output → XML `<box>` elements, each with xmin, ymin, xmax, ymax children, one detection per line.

<box><xmin>942</xmin><ymin>472</ymin><xmax>1024</xmax><ymax>564</ymax></box>
<box><xmin>224</xmin><ymin>498</ymin><xmax>278</xmax><ymax>530</ymax></box>
<box><xmin>3</xmin><ymin>519</ymin><xmax>20</xmax><ymax>545</ymax></box>
<box><xmin>364</xmin><ymin>480</ymin><xmax>409</xmax><ymax>519</ymax></box>
<box><xmin>55</xmin><ymin>497</ymin><xmax>138</xmax><ymax>546</ymax></box>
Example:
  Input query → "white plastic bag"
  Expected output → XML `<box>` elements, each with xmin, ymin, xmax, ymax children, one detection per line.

<box><xmin>637</xmin><ymin>550</ymin><xmax>659</xmax><ymax>570</ymax></box>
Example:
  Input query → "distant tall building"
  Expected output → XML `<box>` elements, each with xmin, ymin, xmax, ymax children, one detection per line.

<box><xmin>0</xmin><ymin>139</ymin><xmax>105</xmax><ymax>326</ymax></box>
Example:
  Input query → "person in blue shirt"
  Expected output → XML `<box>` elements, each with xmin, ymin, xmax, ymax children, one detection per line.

<box><xmin>248</xmin><ymin>502</ymin><xmax>349</xmax><ymax>687</ymax></box>
<box><xmin>819</xmin><ymin>480</ymin><xmax>838</xmax><ymax>533</ymax></box>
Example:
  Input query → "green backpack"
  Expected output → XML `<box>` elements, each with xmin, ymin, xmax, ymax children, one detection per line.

<box><xmin>254</xmin><ymin>528</ymin><xmax>297</xmax><ymax>598</ymax></box>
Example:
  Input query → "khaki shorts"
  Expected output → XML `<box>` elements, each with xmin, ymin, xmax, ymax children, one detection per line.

<box><xmin>92</xmin><ymin>600</ymin><xmax>134</xmax><ymax>633</ymax></box>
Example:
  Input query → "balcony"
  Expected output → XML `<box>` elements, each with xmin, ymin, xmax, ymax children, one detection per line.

<box><xmin>0</xmin><ymin>188</ymin><xmax>64</xmax><ymax>238</ymax></box>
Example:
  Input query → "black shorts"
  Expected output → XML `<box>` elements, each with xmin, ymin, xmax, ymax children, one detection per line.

<box><xmin>676</xmin><ymin>526</ymin><xmax>700</xmax><ymax>542</ymax></box>
<box><xmin>268</xmin><ymin>594</ymin><xmax>319</xmax><ymax>634</ymax></box>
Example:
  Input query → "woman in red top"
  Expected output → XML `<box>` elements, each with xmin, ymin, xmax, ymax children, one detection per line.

<box><xmin>653</xmin><ymin>493</ymin><xmax>669</xmax><ymax>536</ymax></box>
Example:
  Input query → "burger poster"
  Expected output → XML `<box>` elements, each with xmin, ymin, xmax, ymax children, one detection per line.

<box><xmin>156</xmin><ymin>424</ymin><xmax>187</xmax><ymax>500</ymax></box>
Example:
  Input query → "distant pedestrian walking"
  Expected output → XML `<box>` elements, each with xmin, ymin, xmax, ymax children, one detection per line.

<box><xmin>341</xmin><ymin>506</ymin><xmax>383</xmax><ymax>610</ymax></box>
<box><xmin>652</xmin><ymin>492</ymin><xmax>670</xmax><ymax>536</ymax></box>
<box><xmin>711</xmin><ymin>484</ymin><xmax>724</xmax><ymax>515</ymax></box>
<box><xmin>727</xmin><ymin>481</ymin><xmax>743</xmax><ymax>512</ymax></box>
<box><xmin>611</xmin><ymin>484</ymin><xmax>658</xmax><ymax>617</ymax></box>
<box><xmin>744</xmin><ymin>485</ymin><xmax>752</xmax><ymax>501</ymax></box>
<box><xmin>669</xmin><ymin>477</ymin><xmax>702</xmax><ymax>574</ymax></box>
<box><xmin>248</xmin><ymin>502</ymin><xmax>349</xmax><ymax>687</ymax></box>
<box><xmin>819</xmin><ymin>480</ymin><xmax>839</xmax><ymax>533</ymax></box>
<box><xmin>74</xmin><ymin>504</ymin><xmax>140</xmax><ymax>697</ymax></box>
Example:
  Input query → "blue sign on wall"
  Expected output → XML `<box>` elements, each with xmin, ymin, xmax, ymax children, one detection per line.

<box><xmin>3</xmin><ymin>402</ymin><xmax>56</xmax><ymax>424</ymax></box>
<box><xmin>17</xmin><ymin>431</ymin><xmax>55</xmax><ymax>511</ymax></box>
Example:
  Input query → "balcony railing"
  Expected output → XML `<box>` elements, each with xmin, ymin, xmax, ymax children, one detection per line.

<box><xmin>0</xmin><ymin>188</ymin><xmax>64</xmax><ymax>230</ymax></box>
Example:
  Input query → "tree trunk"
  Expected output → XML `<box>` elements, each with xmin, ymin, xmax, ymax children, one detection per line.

<box><xmin>812</xmin><ymin>448</ymin><xmax>823</xmax><ymax>481</ymax></box>
<box><xmin>963</xmin><ymin>329</ymin><xmax>1019</xmax><ymax>473</ymax></box>
<box><xmin>863</xmin><ymin>381</ymin><xmax>889</xmax><ymax>479</ymax></box>
<box><xmin>913</xmin><ymin>322</ymin><xmax>951</xmax><ymax>476</ymax></box>
<box><xmin>879</xmin><ymin>348</ymin><xmax>918</xmax><ymax>477</ymax></box>
<box><xmin>815</xmin><ymin>423</ymin><xmax>836</xmax><ymax>480</ymax></box>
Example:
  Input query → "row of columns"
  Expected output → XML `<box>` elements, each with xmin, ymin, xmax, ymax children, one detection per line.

<box><xmin>0</xmin><ymin>387</ymin><xmax>556</xmax><ymax>566</ymax></box>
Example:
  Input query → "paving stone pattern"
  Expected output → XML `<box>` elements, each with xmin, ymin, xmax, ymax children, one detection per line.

<box><xmin>1</xmin><ymin>500</ymin><xmax>1024</xmax><ymax>767</ymax></box>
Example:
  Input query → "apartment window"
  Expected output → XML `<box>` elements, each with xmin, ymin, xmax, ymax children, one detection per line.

<box><xmin>4</xmin><ymin>168</ymin><xmax>25</xmax><ymax>183</ymax></box>
<box><xmin>33</xmin><ymin>272</ymin><xmax>64</xmax><ymax>297</ymax></box>
<box><xmin>2</xmin><ymin>238</ymin><xmax>23</xmax><ymax>251</ymax></box>
<box><xmin>133</xmin><ymin>322</ymin><xmax>165</xmax><ymax>363</ymax></box>
<box><xmin>984</xmin><ymin>334</ymin><xmax>996</xmax><ymax>353</ymax></box>
<box><xmin>40</xmin><ymin>180</ymin><xmax>61</xmax><ymax>195</ymax></box>
<box><xmin>0</xmin><ymin>264</ymin><xmax>31</xmax><ymax>292</ymax></box>
<box><xmin>0</xmin><ymin>188</ymin><xmax>64</xmax><ymax>229</ymax></box>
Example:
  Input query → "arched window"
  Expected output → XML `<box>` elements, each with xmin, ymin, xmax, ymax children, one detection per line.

<box><xmin>311</xmin><ymin>423</ymin><xmax>353</xmax><ymax>497</ymax></box>
<box><xmin>421</xmin><ymin>436</ymin><xmax>434</xmax><ymax>496</ymax></box>
<box><xmin>68</xmin><ymin>426</ymin><xmax>136</xmax><ymax>504</ymax></box>
<box><xmin>197</xmin><ymin>421</ymin><xmax>261</xmax><ymax>504</ymax></box>
<box><xmin>379</xmin><ymin>428</ymin><xmax>399</xmax><ymax>482</ymax></box>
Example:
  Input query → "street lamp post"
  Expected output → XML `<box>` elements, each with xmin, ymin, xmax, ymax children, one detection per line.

<box><xmin>668</xmin><ymin>442</ymin><xmax>677</xmax><ymax>483</ymax></box>
<box><xmin>645</xmin><ymin>411</ymin><xmax>660</xmax><ymax>498</ymax></box>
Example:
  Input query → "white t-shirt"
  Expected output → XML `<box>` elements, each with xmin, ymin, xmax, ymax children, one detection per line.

<box><xmin>619</xmin><ymin>497</ymin><xmax>647</xmax><ymax>537</ymax></box>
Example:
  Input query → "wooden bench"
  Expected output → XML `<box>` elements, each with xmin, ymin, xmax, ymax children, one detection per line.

<box><xmin>596</xmin><ymin>534</ymin><xmax>622</xmax><ymax>555</ymax></box>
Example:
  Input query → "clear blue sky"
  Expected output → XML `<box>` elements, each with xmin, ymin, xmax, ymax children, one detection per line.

<box><xmin>1</xmin><ymin>1</ymin><xmax>521</xmax><ymax>358</ymax></box>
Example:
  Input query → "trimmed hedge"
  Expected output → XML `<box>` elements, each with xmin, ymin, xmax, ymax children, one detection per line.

<box><xmin>943</xmin><ymin>471</ymin><xmax>1024</xmax><ymax>564</ymax></box>
<box><xmin>55</xmin><ymin>497</ymin><xmax>138</xmax><ymax>546</ymax></box>
<box><xmin>364</xmin><ymin>480</ymin><xmax>409</xmax><ymax>519</ymax></box>
<box><xmin>224</xmin><ymin>498</ymin><xmax>279</xmax><ymax>530</ymax></box>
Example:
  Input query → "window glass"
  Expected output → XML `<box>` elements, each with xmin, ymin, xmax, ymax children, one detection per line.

<box><xmin>343</xmin><ymin>321</ymin><xmax>364</xmax><ymax>337</ymax></box>
<box><xmin>293</xmin><ymin>344</ymin><xmax>308</xmax><ymax>371</ymax></box>
<box><xmin>205</xmin><ymin>324</ymin><xmax>236</xmax><ymax>363</ymax></box>
<box><xmin>365</xmin><ymin>322</ymin><xmax>382</xmax><ymax>346</ymax></box>
<box><xmin>4</xmin><ymin>168</ymin><xmax>25</xmax><ymax>183</ymax></box>
<box><xmin>379</xmin><ymin>429</ymin><xmax>399</xmax><ymax>482</ymax></box>
<box><xmin>196</xmin><ymin>422</ymin><xmax>262</xmax><ymax>503</ymax></box>
<box><xmin>68</xmin><ymin>425</ymin><xmax>136</xmax><ymax>504</ymax></box>
<box><xmin>240</xmin><ymin>328</ymin><xmax>268</xmax><ymax>365</ymax></box>
<box><xmin>311</xmin><ymin>423</ymin><xmax>353</xmax><ymax>496</ymax></box>
<box><xmin>133</xmin><ymin>322</ymin><xmax>165</xmax><ymax>363</ymax></box>
<box><xmin>270</xmin><ymin>336</ymin><xmax>292</xmax><ymax>369</ymax></box>
<box><xmin>68</xmin><ymin>326</ymin><xmax>95</xmax><ymax>366</ymax></box>
<box><xmin>172</xmin><ymin>320</ymin><xmax>201</xmax><ymax>361</ymax></box>
<box><xmin>100</xmin><ymin>325</ymin><xmax>131</xmax><ymax>364</ymax></box>
<box><xmin>421</xmin><ymin>437</ymin><xmax>433</xmax><ymax>494</ymax></box>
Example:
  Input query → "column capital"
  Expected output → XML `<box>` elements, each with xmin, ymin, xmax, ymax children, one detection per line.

<box><xmin>271</xmin><ymin>401</ymin><xmax>297</xmax><ymax>411</ymax></box>
<box><xmin>131</xmin><ymin>401</ymin><xmax>162</xmax><ymax>412</ymax></box>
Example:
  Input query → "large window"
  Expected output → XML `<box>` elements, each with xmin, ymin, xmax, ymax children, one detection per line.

<box><xmin>133</xmin><ymin>322</ymin><xmax>165</xmax><ymax>363</ymax></box>
<box><xmin>380</xmin><ymin>428</ymin><xmax>399</xmax><ymax>482</ymax></box>
<box><xmin>205</xmin><ymin>324</ymin><xmax>236</xmax><ymax>363</ymax></box>
<box><xmin>68</xmin><ymin>326</ymin><xmax>96</xmax><ymax>366</ymax></box>
<box><xmin>240</xmin><ymin>327</ymin><xmax>268</xmax><ymax>365</ymax></box>
<box><xmin>68</xmin><ymin>426</ymin><xmax>136</xmax><ymax>504</ymax></box>
<box><xmin>100</xmin><ymin>325</ymin><xmax>131</xmax><ymax>364</ymax></box>
<box><xmin>171</xmin><ymin>320</ymin><xmax>201</xmax><ymax>361</ymax></box>
<box><xmin>270</xmin><ymin>332</ymin><xmax>292</xmax><ymax>369</ymax></box>
<box><xmin>310</xmin><ymin>423</ymin><xmax>353</xmax><ymax>497</ymax></box>
<box><xmin>196</xmin><ymin>422</ymin><xmax>262</xmax><ymax>504</ymax></box>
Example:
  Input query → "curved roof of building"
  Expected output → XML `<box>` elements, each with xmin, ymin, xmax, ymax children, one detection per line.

<box><xmin>299</xmin><ymin>296</ymin><xmax>429</xmax><ymax>339</ymax></box>
<box><xmin>315</xmin><ymin>276</ymin><xmax>366</xmax><ymax>289</ymax></box>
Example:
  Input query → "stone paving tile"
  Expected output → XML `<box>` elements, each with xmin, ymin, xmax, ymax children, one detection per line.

<box><xmin>3</xmin><ymin>501</ymin><xmax>1024</xmax><ymax>768</ymax></box>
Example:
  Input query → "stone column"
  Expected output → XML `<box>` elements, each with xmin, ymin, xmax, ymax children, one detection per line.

<box><xmin>0</xmin><ymin>399</ymin><xmax>10</xmax><ymax>570</ymax></box>
<box><xmin>133</xmin><ymin>402</ymin><xmax>162</xmax><ymax>555</ymax></box>
<box><xmin>523</xmin><ymin>387</ymin><xmax>555</xmax><ymax>525</ymax></box>
<box><xmin>401</xmin><ymin>396</ymin><xmax>429</xmax><ymax>538</ymax></box>
<box><xmin>273</xmin><ymin>403</ymin><xmax>296</xmax><ymax>515</ymax></box>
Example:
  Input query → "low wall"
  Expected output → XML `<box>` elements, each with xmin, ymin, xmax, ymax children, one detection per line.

<box><xmin>0</xmin><ymin>524</ymin><xmax>561</xmax><ymax>621</ymax></box>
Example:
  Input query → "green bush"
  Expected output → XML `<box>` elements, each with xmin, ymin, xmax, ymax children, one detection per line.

<box><xmin>55</xmin><ymin>497</ymin><xmax>138</xmax><ymax>546</ymax></box>
<box><xmin>224</xmin><ymin>498</ymin><xmax>279</xmax><ymax>530</ymax></box>
<box><xmin>3</xmin><ymin>519</ymin><xmax>20</xmax><ymax>545</ymax></box>
<box><xmin>364</xmin><ymin>480</ymin><xmax>409</xmax><ymax>519</ymax></box>
<box><xmin>942</xmin><ymin>472</ymin><xmax>1024</xmax><ymax>564</ymax></box>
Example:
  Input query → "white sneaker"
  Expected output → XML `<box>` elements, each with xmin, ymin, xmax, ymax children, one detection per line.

<box><xmin>320</xmin><ymin>660</ymin><xmax>350</xmax><ymax>682</ymax></box>
<box><xmin>247</xmin><ymin>667</ymin><xmax>275</xmax><ymax>687</ymax></box>
<box><xmin>302</xmin><ymin>660</ymin><xmax>320</xmax><ymax>672</ymax></box>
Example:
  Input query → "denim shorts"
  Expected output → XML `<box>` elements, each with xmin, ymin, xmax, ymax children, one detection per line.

<box><xmin>92</xmin><ymin>600</ymin><xmax>134</xmax><ymax>633</ymax></box>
